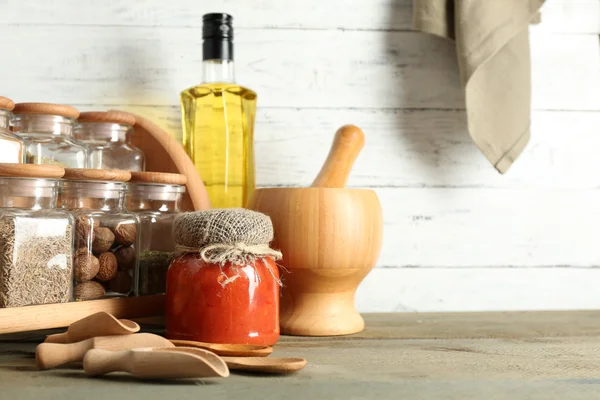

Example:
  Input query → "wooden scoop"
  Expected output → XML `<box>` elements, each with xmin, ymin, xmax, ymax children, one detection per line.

<box><xmin>169</xmin><ymin>339</ymin><xmax>273</xmax><ymax>357</ymax></box>
<box><xmin>311</xmin><ymin>124</ymin><xmax>365</xmax><ymax>188</ymax></box>
<box><xmin>165</xmin><ymin>347</ymin><xmax>307</xmax><ymax>374</ymax></box>
<box><xmin>83</xmin><ymin>348</ymin><xmax>229</xmax><ymax>379</ymax></box>
<box><xmin>36</xmin><ymin>333</ymin><xmax>173</xmax><ymax>370</ymax></box>
<box><xmin>44</xmin><ymin>312</ymin><xmax>140</xmax><ymax>344</ymax></box>
<box><xmin>222</xmin><ymin>357</ymin><xmax>307</xmax><ymax>374</ymax></box>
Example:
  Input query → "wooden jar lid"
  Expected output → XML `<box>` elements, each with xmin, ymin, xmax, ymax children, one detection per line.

<box><xmin>0</xmin><ymin>97</ymin><xmax>15</xmax><ymax>111</ymax></box>
<box><xmin>128</xmin><ymin>171</ymin><xmax>188</xmax><ymax>185</ymax></box>
<box><xmin>0</xmin><ymin>163</ymin><xmax>65</xmax><ymax>178</ymax></box>
<box><xmin>13</xmin><ymin>103</ymin><xmax>80</xmax><ymax>119</ymax></box>
<box><xmin>78</xmin><ymin>111</ymin><xmax>136</xmax><ymax>126</ymax></box>
<box><xmin>62</xmin><ymin>168</ymin><xmax>132</xmax><ymax>182</ymax></box>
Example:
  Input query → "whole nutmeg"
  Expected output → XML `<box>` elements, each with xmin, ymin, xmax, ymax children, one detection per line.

<box><xmin>92</xmin><ymin>227</ymin><xmax>115</xmax><ymax>254</ymax></box>
<box><xmin>114</xmin><ymin>223</ymin><xmax>137</xmax><ymax>246</ymax></box>
<box><xmin>109</xmin><ymin>271</ymin><xmax>133</xmax><ymax>294</ymax></box>
<box><xmin>74</xmin><ymin>281</ymin><xmax>105</xmax><ymax>301</ymax></box>
<box><xmin>75</xmin><ymin>215</ymin><xmax>99</xmax><ymax>245</ymax></box>
<box><xmin>115</xmin><ymin>246</ymin><xmax>136</xmax><ymax>270</ymax></box>
<box><xmin>73</xmin><ymin>248</ymin><xmax>100</xmax><ymax>283</ymax></box>
<box><xmin>96</xmin><ymin>252</ymin><xmax>118</xmax><ymax>281</ymax></box>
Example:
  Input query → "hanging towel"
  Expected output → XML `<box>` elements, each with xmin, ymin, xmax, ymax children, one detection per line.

<box><xmin>412</xmin><ymin>0</ymin><xmax>545</xmax><ymax>173</ymax></box>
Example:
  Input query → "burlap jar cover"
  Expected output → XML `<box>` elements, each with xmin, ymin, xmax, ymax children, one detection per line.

<box><xmin>172</xmin><ymin>208</ymin><xmax>282</xmax><ymax>286</ymax></box>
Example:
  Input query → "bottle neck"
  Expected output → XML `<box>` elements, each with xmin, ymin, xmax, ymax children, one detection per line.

<box><xmin>202</xmin><ymin>59</ymin><xmax>235</xmax><ymax>83</ymax></box>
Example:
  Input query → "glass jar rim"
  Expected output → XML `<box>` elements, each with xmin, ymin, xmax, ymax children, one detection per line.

<box><xmin>127</xmin><ymin>182</ymin><xmax>186</xmax><ymax>194</ymax></box>
<box><xmin>0</xmin><ymin>177</ymin><xmax>59</xmax><ymax>188</ymax></box>
<box><xmin>61</xmin><ymin>180</ymin><xmax>125</xmax><ymax>192</ymax></box>
<box><xmin>12</xmin><ymin>114</ymin><xmax>75</xmax><ymax>124</ymax></box>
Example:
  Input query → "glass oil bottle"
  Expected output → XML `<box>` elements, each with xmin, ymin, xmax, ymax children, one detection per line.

<box><xmin>180</xmin><ymin>13</ymin><xmax>256</xmax><ymax>208</ymax></box>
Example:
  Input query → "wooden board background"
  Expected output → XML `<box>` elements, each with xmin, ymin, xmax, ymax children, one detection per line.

<box><xmin>1</xmin><ymin>0</ymin><xmax>599</xmax><ymax>312</ymax></box>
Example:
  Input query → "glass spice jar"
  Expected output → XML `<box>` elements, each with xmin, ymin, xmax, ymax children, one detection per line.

<box><xmin>0</xmin><ymin>97</ymin><xmax>24</xmax><ymax>163</ymax></box>
<box><xmin>125</xmin><ymin>172</ymin><xmax>186</xmax><ymax>296</ymax></box>
<box><xmin>12</xmin><ymin>103</ymin><xmax>87</xmax><ymax>168</ymax></box>
<box><xmin>0</xmin><ymin>164</ymin><xmax>74</xmax><ymax>308</ymax></box>
<box><xmin>74</xmin><ymin>111</ymin><xmax>145</xmax><ymax>171</ymax></box>
<box><xmin>59</xmin><ymin>169</ymin><xmax>139</xmax><ymax>301</ymax></box>
<box><xmin>165</xmin><ymin>209</ymin><xmax>282</xmax><ymax>346</ymax></box>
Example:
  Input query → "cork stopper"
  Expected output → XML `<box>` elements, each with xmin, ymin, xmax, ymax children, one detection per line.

<box><xmin>13</xmin><ymin>103</ymin><xmax>80</xmax><ymax>119</ymax></box>
<box><xmin>62</xmin><ymin>168</ymin><xmax>131</xmax><ymax>182</ymax></box>
<box><xmin>0</xmin><ymin>97</ymin><xmax>15</xmax><ymax>112</ymax></box>
<box><xmin>0</xmin><ymin>163</ymin><xmax>65</xmax><ymax>178</ymax></box>
<box><xmin>129</xmin><ymin>172</ymin><xmax>187</xmax><ymax>185</ymax></box>
<box><xmin>78</xmin><ymin>111</ymin><xmax>136</xmax><ymax>126</ymax></box>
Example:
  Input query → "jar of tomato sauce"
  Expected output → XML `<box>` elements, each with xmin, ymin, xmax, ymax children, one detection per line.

<box><xmin>165</xmin><ymin>209</ymin><xmax>282</xmax><ymax>346</ymax></box>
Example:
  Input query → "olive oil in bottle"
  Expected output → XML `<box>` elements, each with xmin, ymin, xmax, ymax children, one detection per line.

<box><xmin>180</xmin><ymin>13</ymin><xmax>256</xmax><ymax>208</ymax></box>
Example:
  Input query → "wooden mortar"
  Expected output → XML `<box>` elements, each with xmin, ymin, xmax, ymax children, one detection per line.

<box><xmin>248</xmin><ymin>125</ymin><xmax>383</xmax><ymax>336</ymax></box>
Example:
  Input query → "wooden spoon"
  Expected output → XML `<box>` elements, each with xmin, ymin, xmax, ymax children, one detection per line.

<box><xmin>223</xmin><ymin>357</ymin><xmax>307</xmax><ymax>374</ymax></box>
<box><xmin>169</xmin><ymin>339</ymin><xmax>273</xmax><ymax>357</ymax></box>
<box><xmin>311</xmin><ymin>124</ymin><xmax>365</xmax><ymax>188</ymax></box>
<box><xmin>83</xmin><ymin>348</ymin><xmax>229</xmax><ymax>379</ymax></box>
<box><xmin>166</xmin><ymin>347</ymin><xmax>307</xmax><ymax>374</ymax></box>
<box><xmin>36</xmin><ymin>333</ymin><xmax>173</xmax><ymax>370</ymax></box>
<box><xmin>44</xmin><ymin>312</ymin><xmax>140</xmax><ymax>344</ymax></box>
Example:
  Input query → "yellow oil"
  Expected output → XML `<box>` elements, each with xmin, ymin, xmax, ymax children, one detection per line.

<box><xmin>181</xmin><ymin>83</ymin><xmax>256</xmax><ymax>208</ymax></box>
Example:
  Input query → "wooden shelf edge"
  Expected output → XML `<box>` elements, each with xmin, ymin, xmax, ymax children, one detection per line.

<box><xmin>0</xmin><ymin>295</ymin><xmax>165</xmax><ymax>335</ymax></box>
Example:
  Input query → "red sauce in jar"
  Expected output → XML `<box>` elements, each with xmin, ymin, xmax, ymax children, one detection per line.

<box><xmin>165</xmin><ymin>255</ymin><xmax>280</xmax><ymax>346</ymax></box>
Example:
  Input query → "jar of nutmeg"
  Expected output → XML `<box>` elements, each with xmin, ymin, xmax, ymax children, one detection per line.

<box><xmin>74</xmin><ymin>111</ymin><xmax>145</xmax><ymax>171</ymax></box>
<box><xmin>59</xmin><ymin>168</ymin><xmax>140</xmax><ymax>301</ymax></box>
<box><xmin>124</xmin><ymin>172</ymin><xmax>186</xmax><ymax>296</ymax></box>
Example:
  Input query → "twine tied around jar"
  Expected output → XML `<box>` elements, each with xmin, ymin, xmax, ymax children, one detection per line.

<box><xmin>173</xmin><ymin>208</ymin><xmax>283</xmax><ymax>287</ymax></box>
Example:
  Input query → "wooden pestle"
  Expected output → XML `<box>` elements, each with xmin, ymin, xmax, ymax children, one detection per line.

<box><xmin>248</xmin><ymin>123</ymin><xmax>382</xmax><ymax>336</ymax></box>
<box><xmin>310</xmin><ymin>124</ymin><xmax>365</xmax><ymax>188</ymax></box>
<box><xmin>36</xmin><ymin>333</ymin><xmax>173</xmax><ymax>370</ymax></box>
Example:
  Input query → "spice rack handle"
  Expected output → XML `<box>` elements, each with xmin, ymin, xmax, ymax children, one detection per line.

<box><xmin>311</xmin><ymin>124</ymin><xmax>365</xmax><ymax>188</ymax></box>
<box><xmin>36</xmin><ymin>340</ymin><xmax>92</xmax><ymax>370</ymax></box>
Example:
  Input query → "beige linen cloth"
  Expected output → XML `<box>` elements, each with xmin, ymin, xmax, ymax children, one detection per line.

<box><xmin>413</xmin><ymin>0</ymin><xmax>545</xmax><ymax>173</ymax></box>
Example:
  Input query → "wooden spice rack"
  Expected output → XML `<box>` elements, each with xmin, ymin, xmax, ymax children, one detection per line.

<box><xmin>0</xmin><ymin>112</ymin><xmax>210</xmax><ymax>335</ymax></box>
<box><xmin>0</xmin><ymin>295</ymin><xmax>164</xmax><ymax>334</ymax></box>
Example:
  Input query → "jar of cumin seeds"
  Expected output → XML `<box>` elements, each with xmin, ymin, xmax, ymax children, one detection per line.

<box><xmin>0</xmin><ymin>164</ymin><xmax>74</xmax><ymax>308</ymax></box>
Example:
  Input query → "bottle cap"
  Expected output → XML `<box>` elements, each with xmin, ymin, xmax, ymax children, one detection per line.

<box><xmin>202</xmin><ymin>13</ymin><xmax>234</xmax><ymax>61</ymax></box>
<box><xmin>202</xmin><ymin>13</ymin><xmax>233</xmax><ymax>40</ymax></box>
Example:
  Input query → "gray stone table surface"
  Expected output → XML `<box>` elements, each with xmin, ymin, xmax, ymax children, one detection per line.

<box><xmin>3</xmin><ymin>311</ymin><xmax>600</xmax><ymax>400</ymax></box>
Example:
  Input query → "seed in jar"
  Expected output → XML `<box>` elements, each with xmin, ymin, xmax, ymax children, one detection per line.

<box><xmin>109</xmin><ymin>270</ymin><xmax>132</xmax><ymax>294</ymax></box>
<box><xmin>73</xmin><ymin>248</ymin><xmax>100</xmax><ymax>283</ymax></box>
<box><xmin>92</xmin><ymin>227</ymin><xmax>115</xmax><ymax>254</ymax></box>
<box><xmin>75</xmin><ymin>215</ymin><xmax>99</xmax><ymax>244</ymax></box>
<box><xmin>114</xmin><ymin>245</ymin><xmax>136</xmax><ymax>270</ymax></box>
<box><xmin>74</xmin><ymin>281</ymin><xmax>105</xmax><ymax>301</ymax></box>
<box><xmin>114</xmin><ymin>223</ymin><xmax>136</xmax><ymax>246</ymax></box>
<box><xmin>96</xmin><ymin>252</ymin><xmax>118</xmax><ymax>281</ymax></box>
<box><xmin>0</xmin><ymin>216</ymin><xmax>73</xmax><ymax>307</ymax></box>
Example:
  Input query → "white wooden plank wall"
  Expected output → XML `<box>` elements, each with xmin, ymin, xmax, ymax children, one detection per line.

<box><xmin>1</xmin><ymin>1</ymin><xmax>599</xmax><ymax>312</ymax></box>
